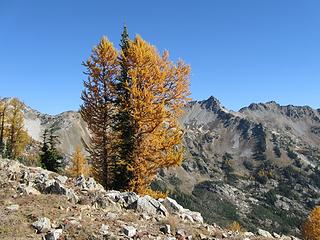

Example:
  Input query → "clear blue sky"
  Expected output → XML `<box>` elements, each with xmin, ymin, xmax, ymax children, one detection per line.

<box><xmin>0</xmin><ymin>0</ymin><xmax>319</xmax><ymax>114</ymax></box>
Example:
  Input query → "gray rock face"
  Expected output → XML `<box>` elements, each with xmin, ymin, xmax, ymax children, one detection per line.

<box><xmin>155</xmin><ymin>97</ymin><xmax>320</xmax><ymax>235</ymax></box>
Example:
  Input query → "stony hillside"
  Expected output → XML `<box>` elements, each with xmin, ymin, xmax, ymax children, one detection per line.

<box><xmin>0</xmin><ymin>157</ymin><xmax>290</xmax><ymax>240</ymax></box>
<box><xmin>157</xmin><ymin>97</ymin><xmax>320</xmax><ymax>237</ymax></box>
<box><xmin>15</xmin><ymin>99</ymin><xmax>90</xmax><ymax>157</ymax></box>
<box><xmin>7</xmin><ymin>96</ymin><xmax>320</xmax><ymax>237</ymax></box>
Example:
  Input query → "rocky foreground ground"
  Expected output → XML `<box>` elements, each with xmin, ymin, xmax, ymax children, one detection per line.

<box><xmin>0</xmin><ymin>158</ymin><xmax>301</xmax><ymax>240</ymax></box>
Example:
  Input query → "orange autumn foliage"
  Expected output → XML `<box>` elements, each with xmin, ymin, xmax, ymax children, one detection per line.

<box><xmin>124</xmin><ymin>36</ymin><xmax>190</xmax><ymax>195</ymax></box>
<box><xmin>80</xmin><ymin>37</ymin><xmax>119</xmax><ymax>188</ymax></box>
<box><xmin>303</xmin><ymin>206</ymin><xmax>320</xmax><ymax>240</ymax></box>
<box><xmin>80</xmin><ymin>32</ymin><xmax>190</xmax><ymax>196</ymax></box>
<box><xmin>67</xmin><ymin>146</ymin><xmax>90</xmax><ymax>178</ymax></box>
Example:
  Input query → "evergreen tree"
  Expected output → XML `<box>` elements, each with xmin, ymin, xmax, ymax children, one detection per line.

<box><xmin>40</xmin><ymin>127</ymin><xmax>63</xmax><ymax>172</ymax></box>
<box><xmin>80</xmin><ymin>37</ymin><xmax>119</xmax><ymax>189</ymax></box>
<box><xmin>113</xmin><ymin>25</ymin><xmax>135</xmax><ymax>190</ymax></box>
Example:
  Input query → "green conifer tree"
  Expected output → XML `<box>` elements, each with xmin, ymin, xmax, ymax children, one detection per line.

<box><xmin>40</xmin><ymin>127</ymin><xmax>63</xmax><ymax>172</ymax></box>
<box><xmin>113</xmin><ymin>25</ymin><xmax>134</xmax><ymax>190</ymax></box>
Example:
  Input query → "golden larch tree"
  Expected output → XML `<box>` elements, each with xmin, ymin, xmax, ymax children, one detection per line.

<box><xmin>124</xmin><ymin>35</ymin><xmax>190</xmax><ymax>195</ymax></box>
<box><xmin>80</xmin><ymin>37</ymin><xmax>119</xmax><ymax>188</ymax></box>
<box><xmin>0</xmin><ymin>100</ymin><xmax>8</xmax><ymax>157</ymax></box>
<box><xmin>303</xmin><ymin>206</ymin><xmax>320</xmax><ymax>240</ymax></box>
<box><xmin>5</xmin><ymin>98</ymin><xmax>29</xmax><ymax>159</ymax></box>
<box><xmin>67</xmin><ymin>146</ymin><xmax>90</xmax><ymax>177</ymax></box>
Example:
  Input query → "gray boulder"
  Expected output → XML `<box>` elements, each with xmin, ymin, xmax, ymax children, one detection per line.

<box><xmin>45</xmin><ymin>229</ymin><xmax>63</xmax><ymax>240</ymax></box>
<box><xmin>32</xmin><ymin>217</ymin><xmax>51</xmax><ymax>233</ymax></box>
<box><xmin>45</xmin><ymin>181</ymin><xmax>79</xmax><ymax>203</ymax></box>
<box><xmin>161</xmin><ymin>197</ymin><xmax>184</xmax><ymax>212</ymax></box>
<box><xmin>258</xmin><ymin>228</ymin><xmax>273</xmax><ymax>238</ymax></box>
<box><xmin>100</xmin><ymin>224</ymin><xmax>109</xmax><ymax>235</ymax></box>
<box><xmin>54</xmin><ymin>175</ymin><xmax>68</xmax><ymax>184</ymax></box>
<box><xmin>75</xmin><ymin>175</ymin><xmax>105</xmax><ymax>192</ymax></box>
<box><xmin>18</xmin><ymin>184</ymin><xmax>41</xmax><ymax>195</ymax></box>
<box><xmin>7</xmin><ymin>160</ymin><xmax>20</xmax><ymax>173</ymax></box>
<box><xmin>105</xmin><ymin>191</ymin><xmax>139</xmax><ymax>208</ymax></box>
<box><xmin>131</xmin><ymin>195</ymin><xmax>168</xmax><ymax>216</ymax></box>
<box><xmin>160</xmin><ymin>224</ymin><xmax>171</xmax><ymax>234</ymax></box>
<box><xmin>275</xmin><ymin>199</ymin><xmax>290</xmax><ymax>211</ymax></box>
<box><xmin>120</xmin><ymin>192</ymin><xmax>139</xmax><ymax>207</ymax></box>
<box><xmin>123</xmin><ymin>226</ymin><xmax>136</xmax><ymax>237</ymax></box>
<box><xmin>160</xmin><ymin>197</ymin><xmax>203</xmax><ymax>223</ymax></box>
<box><xmin>6</xmin><ymin>204</ymin><xmax>19</xmax><ymax>211</ymax></box>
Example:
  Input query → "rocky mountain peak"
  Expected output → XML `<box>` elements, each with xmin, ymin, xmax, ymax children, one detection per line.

<box><xmin>199</xmin><ymin>96</ymin><xmax>223</xmax><ymax>113</ymax></box>
<box><xmin>2</xmin><ymin>96</ymin><xmax>319</xmax><ymax>237</ymax></box>
<box><xmin>240</xmin><ymin>101</ymin><xmax>280</xmax><ymax>112</ymax></box>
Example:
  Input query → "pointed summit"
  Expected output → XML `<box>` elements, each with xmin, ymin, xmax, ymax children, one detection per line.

<box><xmin>200</xmin><ymin>96</ymin><xmax>222</xmax><ymax>112</ymax></box>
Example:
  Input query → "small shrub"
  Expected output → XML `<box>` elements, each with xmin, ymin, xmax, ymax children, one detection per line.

<box><xmin>168</xmin><ymin>175</ymin><xmax>182</xmax><ymax>186</ymax></box>
<box><xmin>141</xmin><ymin>188</ymin><xmax>167</xmax><ymax>199</ymax></box>
<box><xmin>252</xmin><ymin>123</ymin><xmax>267</xmax><ymax>161</ymax></box>
<box><xmin>150</xmin><ymin>180</ymin><xmax>168</xmax><ymax>193</ymax></box>
<box><xmin>226</xmin><ymin>173</ymin><xmax>238</xmax><ymax>185</ymax></box>
<box><xmin>255</xmin><ymin>169</ymin><xmax>268</xmax><ymax>184</ymax></box>
<box><xmin>287</xmin><ymin>148</ymin><xmax>298</xmax><ymax>160</ymax></box>
<box><xmin>222</xmin><ymin>153</ymin><xmax>234</xmax><ymax>174</ymax></box>
<box><xmin>243</xmin><ymin>160</ymin><xmax>254</xmax><ymax>171</ymax></box>
<box><xmin>265</xmin><ymin>189</ymin><xmax>277</xmax><ymax>205</ymax></box>
<box><xmin>273</xmin><ymin>145</ymin><xmax>281</xmax><ymax>158</ymax></box>
<box><xmin>228</xmin><ymin>221</ymin><xmax>245</xmax><ymax>233</ymax></box>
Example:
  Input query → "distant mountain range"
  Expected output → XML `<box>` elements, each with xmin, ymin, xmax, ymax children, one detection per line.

<box><xmin>11</xmin><ymin>96</ymin><xmax>320</xmax><ymax>236</ymax></box>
